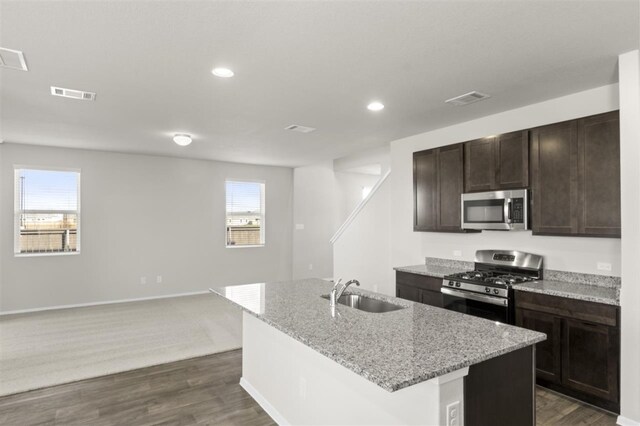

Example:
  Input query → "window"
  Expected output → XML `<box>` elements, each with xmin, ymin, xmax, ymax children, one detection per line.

<box><xmin>225</xmin><ymin>180</ymin><xmax>265</xmax><ymax>247</ymax></box>
<box><xmin>14</xmin><ymin>168</ymin><xmax>81</xmax><ymax>255</ymax></box>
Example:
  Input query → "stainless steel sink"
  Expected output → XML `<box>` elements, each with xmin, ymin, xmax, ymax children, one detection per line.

<box><xmin>321</xmin><ymin>293</ymin><xmax>406</xmax><ymax>313</ymax></box>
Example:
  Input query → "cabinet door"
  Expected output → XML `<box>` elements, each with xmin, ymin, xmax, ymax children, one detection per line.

<box><xmin>562</xmin><ymin>319</ymin><xmax>619</xmax><ymax>403</ymax></box>
<box><xmin>496</xmin><ymin>130</ymin><xmax>529</xmax><ymax>189</ymax></box>
<box><xmin>413</xmin><ymin>150</ymin><xmax>437</xmax><ymax>231</ymax></box>
<box><xmin>464</xmin><ymin>138</ymin><xmax>496</xmax><ymax>192</ymax></box>
<box><xmin>516</xmin><ymin>308</ymin><xmax>562</xmax><ymax>384</ymax></box>
<box><xmin>577</xmin><ymin>111</ymin><xmax>621</xmax><ymax>237</ymax></box>
<box><xmin>530</xmin><ymin>120</ymin><xmax>579</xmax><ymax>235</ymax></box>
<box><xmin>437</xmin><ymin>144</ymin><xmax>464</xmax><ymax>231</ymax></box>
<box><xmin>396</xmin><ymin>283</ymin><xmax>420</xmax><ymax>303</ymax></box>
<box><xmin>420</xmin><ymin>289</ymin><xmax>443</xmax><ymax>308</ymax></box>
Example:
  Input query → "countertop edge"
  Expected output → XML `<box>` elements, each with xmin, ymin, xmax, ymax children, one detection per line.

<box><xmin>514</xmin><ymin>284</ymin><xmax>620</xmax><ymax>306</ymax></box>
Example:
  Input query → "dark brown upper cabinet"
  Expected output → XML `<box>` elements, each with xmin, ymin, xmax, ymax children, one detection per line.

<box><xmin>531</xmin><ymin>111</ymin><xmax>620</xmax><ymax>238</ymax></box>
<box><xmin>577</xmin><ymin>112</ymin><xmax>621</xmax><ymax>237</ymax></box>
<box><xmin>414</xmin><ymin>144</ymin><xmax>466</xmax><ymax>232</ymax></box>
<box><xmin>464</xmin><ymin>130</ymin><xmax>529</xmax><ymax>193</ymax></box>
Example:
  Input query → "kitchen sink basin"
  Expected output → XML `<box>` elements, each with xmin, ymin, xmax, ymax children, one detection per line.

<box><xmin>321</xmin><ymin>293</ymin><xmax>406</xmax><ymax>313</ymax></box>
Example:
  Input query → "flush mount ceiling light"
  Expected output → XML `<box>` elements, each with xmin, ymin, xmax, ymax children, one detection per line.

<box><xmin>367</xmin><ymin>101</ymin><xmax>385</xmax><ymax>112</ymax></box>
<box><xmin>211</xmin><ymin>67</ymin><xmax>234</xmax><ymax>78</ymax></box>
<box><xmin>173</xmin><ymin>134</ymin><xmax>192</xmax><ymax>146</ymax></box>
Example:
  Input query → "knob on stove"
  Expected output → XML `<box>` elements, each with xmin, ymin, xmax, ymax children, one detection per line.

<box><xmin>493</xmin><ymin>289</ymin><xmax>499</xmax><ymax>295</ymax></box>
<box><xmin>485</xmin><ymin>287</ymin><xmax>491</xmax><ymax>293</ymax></box>
<box><xmin>455</xmin><ymin>282</ymin><xmax>461</xmax><ymax>288</ymax></box>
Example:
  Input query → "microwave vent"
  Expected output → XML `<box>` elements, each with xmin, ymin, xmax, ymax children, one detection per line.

<box><xmin>445</xmin><ymin>91</ymin><xmax>491</xmax><ymax>106</ymax></box>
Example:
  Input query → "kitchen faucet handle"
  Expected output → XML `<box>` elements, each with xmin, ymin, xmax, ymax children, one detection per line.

<box><xmin>333</xmin><ymin>278</ymin><xmax>342</xmax><ymax>289</ymax></box>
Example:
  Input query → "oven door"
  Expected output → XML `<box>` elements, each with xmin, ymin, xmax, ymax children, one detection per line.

<box><xmin>441</xmin><ymin>287</ymin><xmax>509</xmax><ymax>323</ymax></box>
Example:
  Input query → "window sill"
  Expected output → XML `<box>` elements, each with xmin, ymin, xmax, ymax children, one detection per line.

<box><xmin>15</xmin><ymin>251</ymin><xmax>80</xmax><ymax>258</ymax></box>
<box><xmin>225</xmin><ymin>244</ymin><xmax>265</xmax><ymax>249</ymax></box>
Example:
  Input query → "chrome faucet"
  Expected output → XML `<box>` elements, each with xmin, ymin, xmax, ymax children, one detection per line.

<box><xmin>329</xmin><ymin>278</ymin><xmax>360</xmax><ymax>307</ymax></box>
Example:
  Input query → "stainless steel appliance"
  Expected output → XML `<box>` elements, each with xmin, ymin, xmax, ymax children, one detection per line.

<box><xmin>461</xmin><ymin>189</ymin><xmax>528</xmax><ymax>231</ymax></box>
<box><xmin>441</xmin><ymin>250</ymin><xmax>543</xmax><ymax>324</ymax></box>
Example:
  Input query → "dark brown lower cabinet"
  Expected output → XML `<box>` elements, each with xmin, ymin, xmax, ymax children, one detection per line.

<box><xmin>517</xmin><ymin>308</ymin><xmax>562</xmax><ymax>384</ymax></box>
<box><xmin>563</xmin><ymin>318</ymin><xmax>619</xmax><ymax>404</ymax></box>
<box><xmin>395</xmin><ymin>271</ymin><xmax>443</xmax><ymax>308</ymax></box>
<box><xmin>515</xmin><ymin>291</ymin><xmax>620</xmax><ymax>413</ymax></box>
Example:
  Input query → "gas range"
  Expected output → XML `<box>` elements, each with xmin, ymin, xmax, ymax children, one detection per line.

<box><xmin>441</xmin><ymin>250</ymin><xmax>543</xmax><ymax>324</ymax></box>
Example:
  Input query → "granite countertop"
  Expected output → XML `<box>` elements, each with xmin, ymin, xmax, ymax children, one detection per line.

<box><xmin>393</xmin><ymin>264</ymin><xmax>459</xmax><ymax>278</ymax></box>
<box><xmin>210</xmin><ymin>279</ymin><xmax>545</xmax><ymax>392</ymax></box>
<box><xmin>514</xmin><ymin>280</ymin><xmax>620</xmax><ymax>306</ymax></box>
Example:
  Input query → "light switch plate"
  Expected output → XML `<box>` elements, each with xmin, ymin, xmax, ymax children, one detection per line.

<box><xmin>295</xmin><ymin>224</ymin><xmax>305</xmax><ymax>230</ymax></box>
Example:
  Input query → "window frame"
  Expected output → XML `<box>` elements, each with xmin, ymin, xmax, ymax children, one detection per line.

<box><xmin>224</xmin><ymin>179</ymin><xmax>266</xmax><ymax>249</ymax></box>
<box><xmin>14</xmin><ymin>165</ymin><xmax>82</xmax><ymax>257</ymax></box>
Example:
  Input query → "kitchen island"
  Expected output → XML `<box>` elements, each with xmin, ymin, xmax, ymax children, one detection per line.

<box><xmin>210</xmin><ymin>279</ymin><xmax>545</xmax><ymax>425</ymax></box>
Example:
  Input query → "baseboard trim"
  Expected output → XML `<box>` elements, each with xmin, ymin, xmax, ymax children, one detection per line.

<box><xmin>618</xmin><ymin>415</ymin><xmax>640</xmax><ymax>426</ymax></box>
<box><xmin>240</xmin><ymin>377</ymin><xmax>289</xmax><ymax>426</ymax></box>
<box><xmin>0</xmin><ymin>291</ymin><xmax>210</xmax><ymax>316</ymax></box>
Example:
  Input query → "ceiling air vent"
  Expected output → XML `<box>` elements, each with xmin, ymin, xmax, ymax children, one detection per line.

<box><xmin>285</xmin><ymin>124</ymin><xmax>316</xmax><ymax>134</ymax></box>
<box><xmin>50</xmin><ymin>86</ymin><xmax>96</xmax><ymax>101</ymax></box>
<box><xmin>445</xmin><ymin>91</ymin><xmax>491</xmax><ymax>106</ymax></box>
<box><xmin>0</xmin><ymin>47</ymin><xmax>28</xmax><ymax>71</ymax></box>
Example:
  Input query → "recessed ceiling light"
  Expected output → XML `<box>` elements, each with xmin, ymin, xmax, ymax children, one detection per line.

<box><xmin>211</xmin><ymin>67</ymin><xmax>234</xmax><ymax>78</ymax></box>
<box><xmin>173</xmin><ymin>134</ymin><xmax>192</xmax><ymax>146</ymax></box>
<box><xmin>367</xmin><ymin>101</ymin><xmax>384</xmax><ymax>112</ymax></box>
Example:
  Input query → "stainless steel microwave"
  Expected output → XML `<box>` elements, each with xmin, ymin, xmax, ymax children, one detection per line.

<box><xmin>461</xmin><ymin>189</ymin><xmax>528</xmax><ymax>231</ymax></box>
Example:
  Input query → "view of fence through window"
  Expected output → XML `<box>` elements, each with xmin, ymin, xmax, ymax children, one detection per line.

<box><xmin>14</xmin><ymin>168</ymin><xmax>80</xmax><ymax>254</ymax></box>
<box><xmin>225</xmin><ymin>180</ymin><xmax>265</xmax><ymax>247</ymax></box>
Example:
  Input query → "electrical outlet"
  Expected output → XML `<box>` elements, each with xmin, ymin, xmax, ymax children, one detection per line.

<box><xmin>296</xmin><ymin>223</ymin><xmax>305</xmax><ymax>230</ymax></box>
<box><xmin>140</xmin><ymin>276</ymin><xmax>147</xmax><ymax>285</ymax></box>
<box><xmin>446</xmin><ymin>401</ymin><xmax>460</xmax><ymax>426</ymax></box>
<box><xmin>453</xmin><ymin>250</ymin><xmax>462</xmax><ymax>257</ymax></box>
<box><xmin>156</xmin><ymin>275</ymin><xmax>162</xmax><ymax>284</ymax></box>
<box><xmin>308</xmin><ymin>264</ymin><xmax>313</xmax><ymax>271</ymax></box>
<box><xmin>373</xmin><ymin>284</ymin><xmax>378</xmax><ymax>292</ymax></box>
<box><xmin>597</xmin><ymin>262</ymin><xmax>612</xmax><ymax>272</ymax></box>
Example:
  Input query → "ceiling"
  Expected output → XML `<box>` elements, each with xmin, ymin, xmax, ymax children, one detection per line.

<box><xmin>0</xmin><ymin>1</ymin><xmax>638</xmax><ymax>168</ymax></box>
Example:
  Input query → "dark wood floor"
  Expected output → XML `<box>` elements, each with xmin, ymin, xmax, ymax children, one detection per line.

<box><xmin>0</xmin><ymin>349</ymin><xmax>617</xmax><ymax>426</ymax></box>
<box><xmin>0</xmin><ymin>350</ymin><xmax>275</xmax><ymax>426</ymax></box>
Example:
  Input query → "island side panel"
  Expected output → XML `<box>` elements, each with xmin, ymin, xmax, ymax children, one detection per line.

<box><xmin>464</xmin><ymin>345</ymin><xmax>536</xmax><ymax>426</ymax></box>
<box><xmin>240</xmin><ymin>311</ymin><xmax>468</xmax><ymax>425</ymax></box>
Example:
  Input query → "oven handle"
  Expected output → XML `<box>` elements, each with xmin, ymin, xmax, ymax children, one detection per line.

<box><xmin>441</xmin><ymin>287</ymin><xmax>509</xmax><ymax>307</ymax></box>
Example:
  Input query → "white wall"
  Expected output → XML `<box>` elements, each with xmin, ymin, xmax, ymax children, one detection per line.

<box><xmin>388</xmin><ymin>84</ymin><xmax>622</xmax><ymax>290</ymax></box>
<box><xmin>334</xmin><ymin>171</ymin><xmax>381</xmax><ymax>226</ymax></box>
<box><xmin>292</xmin><ymin>161</ymin><xmax>336</xmax><ymax>279</ymax></box>
<box><xmin>334</xmin><ymin>177</ymin><xmax>390</xmax><ymax>294</ymax></box>
<box><xmin>0</xmin><ymin>143</ymin><xmax>293</xmax><ymax>312</ymax></box>
<box><xmin>618</xmin><ymin>50</ymin><xmax>640</xmax><ymax>425</ymax></box>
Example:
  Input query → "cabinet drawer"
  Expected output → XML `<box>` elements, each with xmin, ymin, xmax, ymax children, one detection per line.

<box><xmin>396</xmin><ymin>271</ymin><xmax>442</xmax><ymax>292</ymax></box>
<box><xmin>515</xmin><ymin>291</ymin><xmax>618</xmax><ymax>327</ymax></box>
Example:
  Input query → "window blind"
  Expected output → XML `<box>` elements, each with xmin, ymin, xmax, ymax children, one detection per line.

<box><xmin>14</xmin><ymin>168</ymin><xmax>80</xmax><ymax>254</ymax></box>
<box><xmin>225</xmin><ymin>180</ymin><xmax>265</xmax><ymax>247</ymax></box>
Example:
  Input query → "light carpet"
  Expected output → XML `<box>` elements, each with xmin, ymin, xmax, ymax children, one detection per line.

<box><xmin>0</xmin><ymin>293</ymin><xmax>242</xmax><ymax>396</ymax></box>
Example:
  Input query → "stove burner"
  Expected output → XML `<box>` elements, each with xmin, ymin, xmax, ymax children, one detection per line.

<box><xmin>447</xmin><ymin>270</ymin><xmax>533</xmax><ymax>286</ymax></box>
